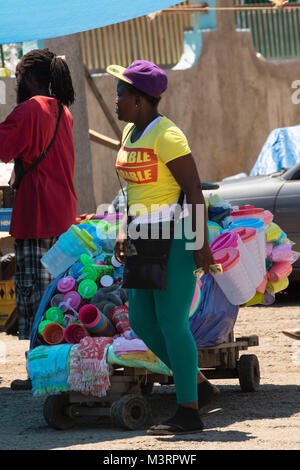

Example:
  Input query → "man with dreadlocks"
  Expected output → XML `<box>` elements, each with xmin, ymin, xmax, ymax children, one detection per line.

<box><xmin>0</xmin><ymin>49</ymin><xmax>77</xmax><ymax>389</ymax></box>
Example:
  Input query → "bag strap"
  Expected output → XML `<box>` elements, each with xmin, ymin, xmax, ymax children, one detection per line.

<box><xmin>23</xmin><ymin>104</ymin><xmax>63</xmax><ymax>175</ymax></box>
<box><xmin>115</xmin><ymin>124</ymin><xmax>133</xmax><ymax>206</ymax></box>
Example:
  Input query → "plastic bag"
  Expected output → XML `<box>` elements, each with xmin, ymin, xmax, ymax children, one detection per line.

<box><xmin>290</xmin><ymin>251</ymin><xmax>300</xmax><ymax>264</ymax></box>
<box><xmin>250</xmin><ymin>125</ymin><xmax>300</xmax><ymax>176</ymax></box>
<box><xmin>189</xmin><ymin>274</ymin><xmax>239</xmax><ymax>349</ymax></box>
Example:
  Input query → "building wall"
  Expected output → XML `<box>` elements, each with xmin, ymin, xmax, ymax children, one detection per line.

<box><xmin>1</xmin><ymin>3</ymin><xmax>299</xmax><ymax>213</ymax></box>
<box><xmin>87</xmin><ymin>5</ymin><xmax>300</xmax><ymax>208</ymax></box>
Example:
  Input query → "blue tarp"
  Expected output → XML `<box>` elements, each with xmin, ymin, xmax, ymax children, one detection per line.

<box><xmin>0</xmin><ymin>0</ymin><xmax>179</xmax><ymax>44</ymax></box>
<box><xmin>250</xmin><ymin>125</ymin><xmax>300</xmax><ymax>176</ymax></box>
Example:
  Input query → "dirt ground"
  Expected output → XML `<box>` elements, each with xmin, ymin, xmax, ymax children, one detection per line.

<box><xmin>1</xmin><ymin>285</ymin><xmax>300</xmax><ymax>451</ymax></box>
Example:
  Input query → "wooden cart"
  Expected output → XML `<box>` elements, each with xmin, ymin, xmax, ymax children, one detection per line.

<box><xmin>43</xmin><ymin>332</ymin><xmax>259</xmax><ymax>431</ymax></box>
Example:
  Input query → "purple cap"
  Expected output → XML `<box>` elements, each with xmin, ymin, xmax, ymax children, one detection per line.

<box><xmin>106</xmin><ymin>60</ymin><xmax>168</xmax><ymax>98</ymax></box>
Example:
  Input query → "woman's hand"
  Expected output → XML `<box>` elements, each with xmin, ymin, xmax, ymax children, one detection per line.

<box><xmin>114</xmin><ymin>231</ymin><xmax>126</xmax><ymax>264</ymax></box>
<box><xmin>194</xmin><ymin>244</ymin><xmax>215</xmax><ymax>274</ymax></box>
<box><xmin>114</xmin><ymin>214</ymin><xmax>128</xmax><ymax>264</ymax></box>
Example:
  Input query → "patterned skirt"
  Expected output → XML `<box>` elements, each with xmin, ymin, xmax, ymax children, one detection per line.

<box><xmin>14</xmin><ymin>238</ymin><xmax>57</xmax><ymax>340</ymax></box>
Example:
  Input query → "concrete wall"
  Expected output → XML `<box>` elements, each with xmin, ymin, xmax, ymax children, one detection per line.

<box><xmin>87</xmin><ymin>2</ymin><xmax>300</xmax><ymax>208</ymax></box>
<box><xmin>1</xmin><ymin>2</ymin><xmax>299</xmax><ymax>213</ymax></box>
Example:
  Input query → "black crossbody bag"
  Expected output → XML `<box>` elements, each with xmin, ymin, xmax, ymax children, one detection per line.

<box><xmin>9</xmin><ymin>104</ymin><xmax>63</xmax><ymax>190</ymax></box>
<box><xmin>116</xmin><ymin>169</ymin><xmax>184</xmax><ymax>290</ymax></box>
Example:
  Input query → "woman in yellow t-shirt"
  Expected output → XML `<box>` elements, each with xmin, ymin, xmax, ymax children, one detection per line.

<box><xmin>107</xmin><ymin>60</ymin><xmax>220</xmax><ymax>435</ymax></box>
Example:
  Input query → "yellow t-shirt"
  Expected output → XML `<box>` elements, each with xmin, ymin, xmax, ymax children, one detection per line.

<box><xmin>116</xmin><ymin>116</ymin><xmax>191</xmax><ymax>214</ymax></box>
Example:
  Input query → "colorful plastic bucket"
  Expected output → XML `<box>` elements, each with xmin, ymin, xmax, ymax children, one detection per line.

<box><xmin>78</xmin><ymin>304</ymin><xmax>114</xmax><ymax>336</ymax></box>
<box><xmin>42</xmin><ymin>322</ymin><xmax>65</xmax><ymax>345</ymax></box>
<box><xmin>64</xmin><ymin>323</ymin><xmax>88</xmax><ymax>344</ymax></box>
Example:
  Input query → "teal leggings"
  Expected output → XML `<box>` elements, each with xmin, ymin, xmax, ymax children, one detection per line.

<box><xmin>128</xmin><ymin>226</ymin><xmax>199</xmax><ymax>404</ymax></box>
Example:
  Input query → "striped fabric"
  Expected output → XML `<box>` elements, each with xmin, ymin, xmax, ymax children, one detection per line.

<box><xmin>80</xmin><ymin>0</ymin><xmax>199</xmax><ymax>73</ymax></box>
<box><xmin>14</xmin><ymin>238</ymin><xmax>57</xmax><ymax>340</ymax></box>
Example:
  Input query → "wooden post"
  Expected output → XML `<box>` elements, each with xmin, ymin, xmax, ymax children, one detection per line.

<box><xmin>89</xmin><ymin>129</ymin><xmax>120</xmax><ymax>151</ymax></box>
<box><xmin>84</xmin><ymin>65</ymin><xmax>122</xmax><ymax>141</ymax></box>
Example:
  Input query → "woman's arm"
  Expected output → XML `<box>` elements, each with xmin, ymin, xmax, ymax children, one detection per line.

<box><xmin>167</xmin><ymin>153</ymin><xmax>215</xmax><ymax>273</ymax></box>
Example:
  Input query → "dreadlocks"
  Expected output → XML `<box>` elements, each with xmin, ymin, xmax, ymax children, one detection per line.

<box><xmin>17</xmin><ymin>48</ymin><xmax>75</xmax><ymax>107</ymax></box>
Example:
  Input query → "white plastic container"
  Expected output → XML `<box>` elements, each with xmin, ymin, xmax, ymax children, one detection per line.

<box><xmin>228</xmin><ymin>218</ymin><xmax>266</xmax><ymax>276</ymax></box>
<box><xmin>213</xmin><ymin>247</ymin><xmax>256</xmax><ymax>305</ymax></box>
<box><xmin>211</xmin><ymin>230</ymin><xmax>263</xmax><ymax>289</ymax></box>
<box><xmin>230</xmin><ymin>227</ymin><xmax>264</xmax><ymax>288</ymax></box>
<box><xmin>41</xmin><ymin>225</ymin><xmax>97</xmax><ymax>277</ymax></box>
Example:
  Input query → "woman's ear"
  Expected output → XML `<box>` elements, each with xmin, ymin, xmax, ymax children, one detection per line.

<box><xmin>135</xmin><ymin>95</ymin><xmax>143</xmax><ymax>109</ymax></box>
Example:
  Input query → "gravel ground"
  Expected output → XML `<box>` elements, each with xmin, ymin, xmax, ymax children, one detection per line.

<box><xmin>0</xmin><ymin>284</ymin><xmax>300</xmax><ymax>451</ymax></box>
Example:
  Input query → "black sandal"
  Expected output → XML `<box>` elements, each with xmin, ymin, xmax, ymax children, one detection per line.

<box><xmin>147</xmin><ymin>406</ymin><xmax>204</xmax><ymax>435</ymax></box>
<box><xmin>10</xmin><ymin>378</ymin><xmax>32</xmax><ymax>391</ymax></box>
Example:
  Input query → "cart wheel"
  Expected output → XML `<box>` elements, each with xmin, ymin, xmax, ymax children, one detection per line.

<box><xmin>238</xmin><ymin>354</ymin><xmax>260</xmax><ymax>392</ymax></box>
<box><xmin>43</xmin><ymin>393</ymin><xmax>76</xmax><ymax>430</ymax></box>
<box><xmin>110</xmin><ymin>394</ymin><xmax>151</xmax><ymax>430</ymax></box>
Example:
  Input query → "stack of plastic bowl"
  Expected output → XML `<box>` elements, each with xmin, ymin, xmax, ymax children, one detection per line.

<box><xmin>64</xmin><ymin>323</ymin><xmax>88</xmax><ymax>344</ymax></box>
<box><xmin>41</xmin><ymin>225</ymin><xmax>97</xmax><ymax>277</ymax></box>
<box><xmin>230</xmin><ymin>206</ymin><xmax>265</xmax><ymax>224</ymax></box>
<box><xmin>78</xmin><ymin>304</ymin><xmax>115</xmax><ymax>337</ymax></box>
<box><xmin>228</xmin><ymin>218</ymin><xmax>266</xmax><ymax>276</ymax></box>
<box><xmin>212</xmin><ymin>247</ymin><xmax>256</xmax><ymax>305</ymax></box>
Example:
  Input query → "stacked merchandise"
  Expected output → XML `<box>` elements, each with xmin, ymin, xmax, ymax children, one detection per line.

<box><xmin>250</xmin><ymin>220</ymin><xmax>296</xmax><ymax>306</ymax></box>
<box><xmin>204</xmin><ymin>199</ymin><xmax>298</xmax><ymax>307</ymax></box>
<box><xmin>189</xmin><ymin>197</ymin><xmax>299</xmax><ymax>349</ymax></box>
<box><xmin>27</xmin><ymin>200</ymin><xmax>299</xmax><ymax>396</ymax></box>
<box><xmin>27</xmin><ymin>213</ymin><xmax>171</xmax><ymax>398</ymax></box>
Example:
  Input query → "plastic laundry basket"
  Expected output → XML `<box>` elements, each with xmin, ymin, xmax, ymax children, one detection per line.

<box><xmin>211</xmin><ymin>231</ymin><xmax>263</xmax><ymax>290</ymax></box>
<box><xmin>212</xmin><ymin>247</ymin><xmax>256</xmax><ymax>305</ymax></box>
<box><xmin>228</xmin><ymin>218</ymin><xmax>266</xmax><ymax>276</ymax></box>
<box><xmin>229</xmin><ymin>227</ymin><xmax>264</xmax><ymax>288</ymax></box>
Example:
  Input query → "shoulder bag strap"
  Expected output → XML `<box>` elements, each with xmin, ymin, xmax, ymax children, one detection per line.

<box><xmin>115</xmin><ymin>124</ymin><xmax>134</xmax><ymax>211</ymax></box>
<box><xmin>24</xmin><ymin>104</ymin><xmax>63</xmax><ymax>175</ymax></box>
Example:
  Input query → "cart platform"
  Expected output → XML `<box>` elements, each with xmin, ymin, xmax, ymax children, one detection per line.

<box><xmin>42</xmin><ymin>333</ymin><xmax>259</xmax><ymax>431</ymax></box>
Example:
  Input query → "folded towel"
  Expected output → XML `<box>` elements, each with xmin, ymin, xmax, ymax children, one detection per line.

<box><xmin>121</xmin><ymin>349</ymin><xmax>158</xmax><ymax>363</ymax></box>
<box><xmin>113</xmin><ymin>337</ymin><xmax>148</xmax><ymax>356</ymax></box>
<box><xmin>107</xmin><ymin>345</ymin><xmax>171</xmax><ymax>375</ymax></box>
<box><xmin>27</xmin><ymin>344</ymin><xmax>72</xmax><ymax>395</ymax></box>
<box><xmin>68</xmin><ymin>337</ymin><xmax>113</xmax><ymax>397</ymax></box>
